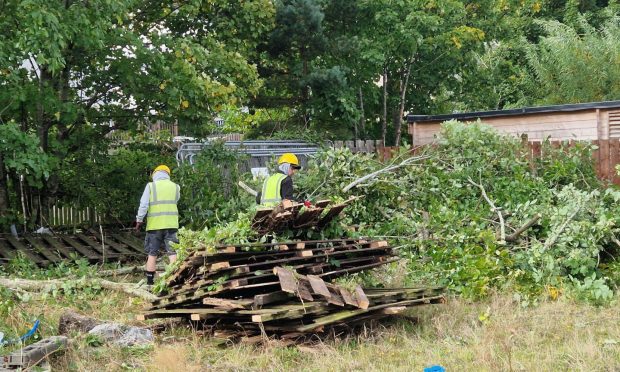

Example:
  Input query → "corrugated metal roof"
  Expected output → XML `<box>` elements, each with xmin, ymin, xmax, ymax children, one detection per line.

<box><xmin>407</xmin><ymin>100</ymin><xmax>620</xmax><ymax>123</ymax></box>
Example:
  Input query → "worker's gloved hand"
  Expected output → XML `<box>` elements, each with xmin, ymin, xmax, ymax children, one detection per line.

<box><xmin>304</xmin><ymin>200</ymin><xmax>312</xmax><ymax>208</ymax></box>
<box><xmin>134</xmin><ymin>221</ymin><xmax>143</xmax><ymax>232</ymax></box>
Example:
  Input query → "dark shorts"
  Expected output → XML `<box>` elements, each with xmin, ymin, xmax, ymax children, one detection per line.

<box><xmin>144</xmin><ymin>229</ymin><xmax>178</xmax><ymax>257</ymax></box>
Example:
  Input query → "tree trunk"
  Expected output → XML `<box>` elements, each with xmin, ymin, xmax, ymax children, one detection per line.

<box><xmin>0</xmin><ymin>154</ymin><xmax>9</xmax><ymax>221</ymax></box>
<box><xmin>394</xmin><ymin>54</ymin><xmax>414</xmax><ymax>146</ymax></box>
<box><xmin>358</xmin><ymin>87</ymin><xmax>365</xmax><ymax>139</ymax></box>
<box><xmin>382</xmin><ymin>68</ymin><xmax>388</xmax><ymax>146</ymax></box>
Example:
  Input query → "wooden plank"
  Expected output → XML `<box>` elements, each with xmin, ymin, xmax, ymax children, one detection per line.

<box><xmin>612</xmin><ymin>138</ymin><xmax>620</xmax><ymax>185</ymax></box>
<box><xmin>254</xmin><ymin>291</ymin><xmax>291</xmax><ymax>307</ymax></box>
<box><xmin>600</xmin><ymin>139</ymin><xmax>610</xmax><ymax>180</ymax></box>
<box><xmin>306</xmin><ymin>275</ymin><xmax>331</xmax><ymax>298</ymax></box>
<box><xmin>0</xmin><ymin>239</ymin><xmax>16</xmax><ymax>260</ymax></box>
<box><xmin>110</xmin><ymin>233</ymin><xmax>145</xmax><ymax>253</ymax></box>
<box><xmin>77</xmin><ymin>233</ymin><xmax>134</xmax><ymax>256</ymax></box>
<box><xmin>61</xmin><ymin>236</ymin><xmax>102</xmax><ymax>260</ymax></box>
<box><xmin>318</xmin><ymin>257</ymin><xmax>399</xmax><ymax>279</ymax></box>
<box><xmin>23</xmin><ymin>236</ymin><xmax>61</xmax><ymax>263</ymax></box>
<box><xmin>295</xmin><ymin>295</ymin><xmax>445</xmax><ymax>332</ymax></box>
<box><xmin>202</xmin><ymin>297</ymin><xmax>254</xmax><ymax>310</ymax></box>
<box><xmin>338</xmin><ymin>288</ymin><xmax>357</xmax><ymax>307</ymax></box>
<box><xmin>354</xmin><ymin>286</ymin><xmax>370</xmax><ymax>309</ymax></box>
<box><xmin>592</xmin><ymin>140</ymin><xmax>601</xmax><ymax>178</ymax></box>
<box><xmin>295</xmin><ymin>250</ymin><xmax>313</xmax><ymax>257</ymax></box>
<box><xmin>275</xmin><ymin>267</ymin><xmax>298</xmax><ymax>293</ymax></box>
<box><xmin>369</xmin><ymin>240</ymin><xmax>388</xmax><ymax>248</ymax></box>
<box><xmin>5</xmin><ymin>236</ymin><xmax>44</xmax><ymax>264</ymax></box>
<box><xmin>40</xmin><ymin>235</ymin><xmax>76</xmax><ymax>260</ymax></box>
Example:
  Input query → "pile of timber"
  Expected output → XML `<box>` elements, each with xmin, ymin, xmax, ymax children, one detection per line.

<box><xmin>0</xmin><ymin>231</ymin><xmax>145</xmax><ymax>267</ymax></box>
<box><xmin>251</xmin><ymin>197</ymin><xmax>357</xmax><ymax>235</ymax></box>
<box><xmin>138</xmin><ymin>238</ymin><xmax>445</xmax><ymax>343</ymax></box>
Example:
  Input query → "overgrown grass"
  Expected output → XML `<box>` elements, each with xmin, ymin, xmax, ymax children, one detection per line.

<box><xmin>2</xmin><ymin>288</ymin><xmax>619</xmax><ymax>371</ymax></box>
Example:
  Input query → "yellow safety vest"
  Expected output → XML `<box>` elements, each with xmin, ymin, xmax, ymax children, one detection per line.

<box><xmin>260</xmin><ymin>173</ymin><xmax>287</xmax><ymax>207</ymax></box>
<box><xmin>146</xmin><ymin>179</ymin><xmax>179</xmax><ymax>231</ymax></box>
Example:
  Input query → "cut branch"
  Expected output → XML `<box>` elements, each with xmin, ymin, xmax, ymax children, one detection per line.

<box><xmin>238</xmin><ymin>181</ymin><xmax>258</xmax><ymax>197</ymax></box>
<box><xmin>467</xmin><ymin>177</ymin><xmax>506</xmax><ymax>243</ymax></box>
<box><xmin>343</xmin><ymin>155</ymin><xmax>430</xmax><ymax>192</ymax></box>
<box><xmin>0</xmin><ymin>277</ymin><xmax>157</xmax><ymax>301</ymax></box>
<box><xmin>543</xmin><ymin>206</ymin><xmax>581</xmax><ymax>250</ymax></box>
<box><xmin>506</xmin><ymin>213</ymin><xmax>541</xmax><ymax>242</ymax></box>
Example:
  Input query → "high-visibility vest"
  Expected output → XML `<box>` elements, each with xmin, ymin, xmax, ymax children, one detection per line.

<box><xmin>260</xmin><ymin>173</ymin><xmax>287</xmax><ymax>207</ymax></box>
<box><xmin>146</xmin><ymin>179</ymin><xmax>179</xmax><ymax>231</ymax></box>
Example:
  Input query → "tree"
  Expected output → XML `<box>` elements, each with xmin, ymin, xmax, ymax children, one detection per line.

<box><xmin>523</xmin><ymin>16</ymin><xmax>620</xmax><ymax>105</ymax></box>
<box><xmin>0</xmin><ymin>0</ymin><xmax>275</xmax><ymax>229</ymax></box>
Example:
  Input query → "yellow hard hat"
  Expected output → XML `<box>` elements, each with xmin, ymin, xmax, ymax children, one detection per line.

<box><xmin>278</xmin><ymin>153</ymin><xmax>300</xmax><ymax>168</ymax></box>
<box><xmin>152</xmin><ymin>164</ymin><xmax>171</xmax><ymax>176</ymax></box>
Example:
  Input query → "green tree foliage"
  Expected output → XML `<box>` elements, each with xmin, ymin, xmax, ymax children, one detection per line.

<box><xmin>0</xmin><ymin>0</ymin><xmax>275</xmax><ymax>230</ymax></box>
<box><xmin>523</xmin><ymin>16</ymin><xmax>620</xmax><ymax>104</ymax></box>
<box><xmin>0</xmin><ymin>122</ymin><xmax>52</xmax><ymax>225</ymax></box>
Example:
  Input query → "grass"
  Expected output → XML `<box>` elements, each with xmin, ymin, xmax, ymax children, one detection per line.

<box><xmin>2</xmin><ymin>285</ymin><xmax>620</xmax><ymax>371</ymax></box>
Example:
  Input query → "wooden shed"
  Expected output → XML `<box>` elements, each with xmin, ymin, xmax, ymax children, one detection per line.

<box><xmin>407</xmin><ymin>101</ymin><xmax>620</xmax><ymax>183</ymax></box>
<box><xmin>407</xmin><ymin>101</ymin><xmax>620</xmax><ymax>146</ymax></box>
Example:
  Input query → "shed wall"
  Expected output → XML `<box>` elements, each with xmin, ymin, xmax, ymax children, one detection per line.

<box><xmin>408</xmin><ymin>109</ymin><xmax>610</xmax><ymax>145</ymax></box>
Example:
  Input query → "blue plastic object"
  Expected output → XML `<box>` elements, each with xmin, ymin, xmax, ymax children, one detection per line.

<box><xmin>424</xmin><ymin>366</ymin><xmax>446</xmax><ymax>372</ymax></box>
<box><xmin>0</xmin><ymin>319</ymin><xmax>40</xmax><ymax>346</ymax></box>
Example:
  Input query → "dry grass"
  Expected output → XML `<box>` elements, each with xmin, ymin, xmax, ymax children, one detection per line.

<box><xmin>2</xmin><ymin>290</ymin><xmax>620</xmax><ymax>371</ymax></box>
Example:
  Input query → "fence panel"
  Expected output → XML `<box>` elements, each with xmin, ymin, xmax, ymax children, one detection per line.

<box><xmin>524</xmin><ymin>139</ymin><xmax>620</xmax><ymax>185</ymax></box>
<box><xmin>48</xmin><ymin>206</ymin><xmax>102</xmax><ymax>227</ymax></box>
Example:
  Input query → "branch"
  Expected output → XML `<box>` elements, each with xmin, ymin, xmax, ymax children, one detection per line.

<box><xmin>505</xmin><ymin>213</ymin><xmax>541</xmax><ymax>242</ymax></box>
<box><xmin>96</xmin><ymin>264</ymin><xmax>165</xmax><ymax>277</ymax></box>
<box><xmin>238</xmin><ymin>181</ymin><xmax>258</xmax><ymax>197</ymax></box>
<box><xmin>467</xmin><ymin>177</ymin><xmax>506</xmax><ymax>244</ymax></box>
<box><xmin>543</xmin><ymin>207</ymin><xmax>580</xmax><ymax>250</ymax></box>
<box><xmin>342</xmin><ymin>155</ymin><xmax>430</xmax><ymax>193</ymax></box>
<box><xmin>0</xmin><ymin>277</ymin><xmax>157</xmax><ymax>301</ymax></box>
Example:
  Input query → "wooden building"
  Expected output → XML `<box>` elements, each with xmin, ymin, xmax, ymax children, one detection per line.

<box><xmin>407</xmin><ymin>101</ymin><xmax>620</xmax><ymax>183</ymax></box>
<box><xmin>407</xmin><ymin>101</ymin><xmax>620</xmax><ymax>146</ymax></box>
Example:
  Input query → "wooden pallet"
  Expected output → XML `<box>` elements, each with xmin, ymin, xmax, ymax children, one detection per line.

<box><xmin>0</xmin><ymin>231</ymin><xmax>145</xmax><ymax>267</ymax></box>
<box><xmin>139</xmin><ymin>237</ymin><xmax>446</xmax><ymax>344</ymax></box>
<box><xmin>251</xmin><ymin>197</ymin><xmax>358</xmax><ymax>234</ymax></box>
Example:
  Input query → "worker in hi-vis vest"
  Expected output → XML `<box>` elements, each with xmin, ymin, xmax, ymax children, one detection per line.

<box><xmin>257</xmin><ymin>153</ymin><xmax>303</xmax><ymax>207</ymax></box>
<box><xmin>135</xmin><ymin>164</ymin><xmax>180</xmax><ymax>287</ymax></box>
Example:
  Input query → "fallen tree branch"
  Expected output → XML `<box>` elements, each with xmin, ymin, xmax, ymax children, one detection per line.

<box><xmin>238</xmin><ymin>181</ymin><xmax>258</xmax><ymax>197</ymax></box>
<box><xmin>342</xmin><ymin>155</ymin><xmax>430</xmax><ymax>193</ymax></box>
<box><xmin>505</xmin><ymin>213</ymin><xmax>542</xmax><ymax>242</ymax></box>
<box><xmin>467</xmin><ymin>177</ymin><xmax>506</xmax><ymax>244</ymax></box>
<box><xmin>0</xmin><ymin>277</ymin><xmax>157</xmax><ymax>301</ymax></box>
<box><xmin>543</xmin><ymin>206</ymin><xmax>581</xmax><ymax>250</ymax></box>
<box><xmin>97</xmin><ymin>264</ymin><xmax>165</xmax><ymax>277</ymax></box>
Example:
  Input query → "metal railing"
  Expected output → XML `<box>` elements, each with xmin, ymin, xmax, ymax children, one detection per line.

<box><xmin>176</xmin><ymin>140</ymin><xmax>322</xmax><ymax>170</ymax></box>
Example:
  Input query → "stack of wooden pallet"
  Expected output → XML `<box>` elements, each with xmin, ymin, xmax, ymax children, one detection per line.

<box><xmin>138</xmin><ymin>238</ymin><xmax>445</xmax><ymax>343</ymax></box>
<box><xmin>251</xmin><ymin>197</ymin><xmax>357</xmax><ymax>235</ymax></box>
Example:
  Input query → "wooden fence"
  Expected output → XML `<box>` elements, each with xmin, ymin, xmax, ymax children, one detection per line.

<box><xmin>332</xmin><ymin>140</ymin><xmax>397</xmax><ymax>161</ymax></box>
<box><xmin>524</xmin><ymin>139</ymin><xmax>620</xmax><ymax>185</ymax></box>
<box><xmin>47</xmin><ymin>206</ymin><xmax>102</xmax><ymax>227</ymax></box>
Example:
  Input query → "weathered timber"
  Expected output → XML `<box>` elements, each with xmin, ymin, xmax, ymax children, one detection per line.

<box><xmin>5</xmin><ymin>236</ymin><xmax>45</xmax><ymax>264</ymax></box>
<box><xmin>23</xmin><ymin>237</ymin><xmax>62</xmax><ymax>263</ymax></box>
<box><xmin>41</xmin><ymin>235</ymin><xmax>76</xmax><ymax>260</ymax></box>
<box><xmin>295</xmin><ymin>295</ymin><xmax>445</xmax><ymax>332</ymax></box>
<box><xmin>202</xmin><ymin>297</ymin><xmax>254</xmax><ymax>310</ymax></box>
<box><xmin>62</xmin><ymin>236</ymin><xmax>103</xmax><ymax>261</ymax></box>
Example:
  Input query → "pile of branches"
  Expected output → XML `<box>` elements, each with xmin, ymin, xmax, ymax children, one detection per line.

<box><xmin>288</xmin><ymin>121</ymin><xmax>620</xmax><ymax>304</ymax></box>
